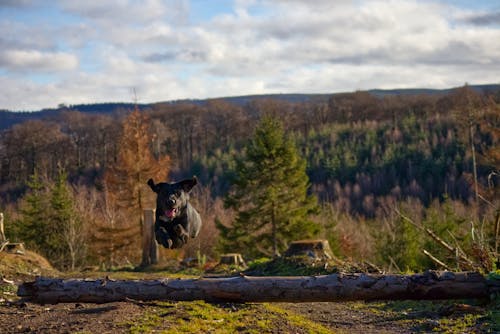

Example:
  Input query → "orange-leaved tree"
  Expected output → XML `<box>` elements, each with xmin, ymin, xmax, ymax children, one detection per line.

<box><xmin>101</xmin><ymin>107</ymin><xmax>169</xmax><ymax>266</ymax></box>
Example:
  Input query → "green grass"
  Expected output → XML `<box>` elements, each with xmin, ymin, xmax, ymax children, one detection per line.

<box><xmin>263</xmin><ymin>304</ymin><xmax>333</xmax><ymax>334</ymax></box>
<box><xmin>125</xmin><ymin>300</ymin><xmax>333</xmax><ymax>333</ymax></box>
<box><xmin>437</xmin><ymin>313</ymin><xmax>484</xmax><ymax>333</ymax></box>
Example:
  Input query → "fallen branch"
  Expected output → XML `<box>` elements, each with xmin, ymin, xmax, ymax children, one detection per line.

<box><xmin>17</xmin><ymin>271</ymin><xmax>498</xmax><ymax>304</ymax></box>
<box><xmin>395</xmin><ymin>208</ymin><xmax>475</xmax><ymax>268</ymax></box>
<box><xmin>423</xmin><ymin>249</ymin><xmax>450</xmax><ymax>270</ymax></box>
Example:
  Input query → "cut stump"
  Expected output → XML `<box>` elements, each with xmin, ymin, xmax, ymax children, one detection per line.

<box><xmin>219</xmin><ymin>253</ymin><xmax>246</xmax><ymax>267</ymax></box>
<box><xmin>284</xmin><ymin>239</ymin><xmax>338</xmax><ymax>262</ymax></box>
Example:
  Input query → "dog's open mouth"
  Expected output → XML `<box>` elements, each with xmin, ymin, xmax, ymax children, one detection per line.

<box><xmin>159</xmin><ymin>207</ymin><xmax>179</xmax><ymax>222</ymax></box>
<box><xmin>165</xmin><ymin>208</ymin><xmax>177</xmax><ymax>219</ymax></box>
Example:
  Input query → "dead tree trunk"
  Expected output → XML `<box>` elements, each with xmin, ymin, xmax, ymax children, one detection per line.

<box><xmin>141</xmin><ymin>209</ymin><xmax>158</xmax><ymax>267</ymax></box>
<box><xmin>18</xmin><ymin>271</ymin><xmax>498</xmax><ymax>304</ymax></box>
<box><xmin>0</xmin><ymin>213</ymin><xmax>5</xmax><ymax>243</ymax></box>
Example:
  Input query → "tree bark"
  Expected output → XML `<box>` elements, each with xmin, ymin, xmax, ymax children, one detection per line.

<box><xmin>18</xmin><ymin>271</ymin><xmax>498</xmax><ymax>304</ymax></box>
<box><xmin>0</xmin><ymin>212</ymin><xmax>6</xmax><ymax>243</ymax></box>
<box><xmin>141</xmin><ymin>209</ymin><xmax>157</xmax><ymax>267</ymax></box>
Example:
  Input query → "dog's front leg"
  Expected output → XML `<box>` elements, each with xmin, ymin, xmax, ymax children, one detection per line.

<box><xmin>173</xmin><ymin>224</ymin><xmax>189</xmax><ymax>245</ymax></box>
<box><xmin>155</xmin><ymin>225</ymin><xmax>174</xmax><ymax>249</ymax></box>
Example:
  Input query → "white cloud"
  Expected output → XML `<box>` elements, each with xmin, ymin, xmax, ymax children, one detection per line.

<box><xmin>1</xmin><ymin>0</ymin><xmax>499</xmax><ymax>110</ymax></box>
<box><xmin>59</xmin><ymin>0</ymin><xmax>174</xmax><ymax>24</ymax></box>
<box><xmin>0</xmin><ymin>49</ymin><xmax>78</xmax><ymax>72</ymax></box>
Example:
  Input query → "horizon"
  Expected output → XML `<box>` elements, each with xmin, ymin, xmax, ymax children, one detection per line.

<box><xmin>3</xmin><ymin>82</ymin><xmax>500</xmax><ymax>114</ymax></box>
<box><xmin>1</xmin><ymin>0</ymin><xmax>500</xmax><ymax>111</ymax></box>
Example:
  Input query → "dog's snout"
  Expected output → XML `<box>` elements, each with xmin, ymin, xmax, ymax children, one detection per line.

<box><xmin>167</xmin><ymin>197</ymin><xmax>176</xmax><ymax>206</ymax></box>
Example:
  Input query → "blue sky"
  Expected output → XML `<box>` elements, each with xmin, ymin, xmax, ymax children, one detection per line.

<box><xmin>1</xmin><ymin>0</ymin><xmax>499</xmax><ymax>111</ymax></box>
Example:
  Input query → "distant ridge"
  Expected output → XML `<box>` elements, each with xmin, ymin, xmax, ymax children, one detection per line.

<box><xmin>1</xmin><ymin>84</ymin><xmax>499</xmax><ymax>130</ymax></box>
<box><xmin>367</xmin><ymin>83</ymin><xmax>500</xmax><ymax>97</ymax></box>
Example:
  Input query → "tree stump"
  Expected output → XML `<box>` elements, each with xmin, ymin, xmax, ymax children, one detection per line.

<box><xmin>1</xmin><ymin>242</ymin><xmax>25</xmax><ymax>254</ymax></box>
<box><xmin>284</xmin><ymin>239</ymin><xmax>334</xmax><ymax>260</ymax></box>
<box><xmin>219</xmin><ymin>253</ymin><xmax>246</xmax><ymax>267</ymax></box>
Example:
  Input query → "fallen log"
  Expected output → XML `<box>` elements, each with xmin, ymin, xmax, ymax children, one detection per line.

<box><xmin>18</xmin><ymin>271</ymin><xmax>499</xmax><ymax>304</ymax></box>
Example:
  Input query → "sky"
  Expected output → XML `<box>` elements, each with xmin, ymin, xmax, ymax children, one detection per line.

<box><xmin>1</xmin><ymin>0</ymin><xmax>499</xmax><ymax>111</ymax></box>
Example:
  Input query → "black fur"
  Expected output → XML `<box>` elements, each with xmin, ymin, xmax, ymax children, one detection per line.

<box><xmin>147</xmin><ymin>177</ymin><xmax>202</xmax><ymax>249</ymax></box>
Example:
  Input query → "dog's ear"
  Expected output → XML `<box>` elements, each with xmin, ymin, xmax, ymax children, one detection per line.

<box><xmin>179</xmin><ymin>176</ymin><xmax>198</xmax><ymax>193</ymax></box>
<box><xmin>147</xmin><ymin>178</ymin><xmax>158</xmax><ymax>193</ymax></box>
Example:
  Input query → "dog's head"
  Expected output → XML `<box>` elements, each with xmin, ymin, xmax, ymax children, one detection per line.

<box><xmin>147</xmin><ymin>177</ymin><xmax>198</xmax><ymax>222</ymax></box>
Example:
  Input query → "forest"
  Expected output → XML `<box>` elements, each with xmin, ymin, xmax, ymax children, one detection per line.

<box><xmin>0</xmin><ymin>85</ymin><xmax>498</xmax><ymax>273</ymax></box>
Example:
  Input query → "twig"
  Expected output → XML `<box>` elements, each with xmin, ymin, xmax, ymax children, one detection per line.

<box><xmin>0</xmin><ymin>240</ymin><xmax>9</xmax><ymax>253</ymax></box>
<box><xmin>394</xmin><ymin>208</ymin><xmax>422</xmax><ymax>230</ymax></box>
<box><xmin>423</xmin><ymin>249</ymin><xmax>450</xmax><ymax>270</ymax></box>
<box><xmin>363</xmin><ymin>260</ymin><xmax>383</xmax><ymax>274</ymax></box>
<box><xmin>495</xmin><ymin>210</ymin><xmax>500</xmax><ymax>258</ymax></box>
<box><xmin>395</xmin><ymin>207</ymin><xmax>475</xmax><ymax>267</ymax></box>
<box><xmin>447</xmin><ymin>230</ymin><xmax>473</xmax><ymax>269</ymax></box>
<box><xmin>388</xmin><ymin>256</ymin><xmax>401</xmax><ymax>273</ymax></box>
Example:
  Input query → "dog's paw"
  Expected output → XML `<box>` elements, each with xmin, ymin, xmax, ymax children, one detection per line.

<box><xmin>173</xmin><ymin>224</ymin><xmax>189</xmax><ymax>244</ymax></box>
<box><xmin>155</xmin><ymin>227</ymin><xmax>173</xmax><ymax>249</ymax></box>
<box><xmin>171</xmin><ymin>237</ymin><xmax>185</xmax><ymax>249</ymax></box>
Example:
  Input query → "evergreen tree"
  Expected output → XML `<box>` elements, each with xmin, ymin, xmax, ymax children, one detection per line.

<box><xmin>15</xmin><ymin>170</ymin><xmax>50</xmax><ymax>251</ymax></box>
<box><xmin>46</xmin><ymin>169</ymin><xmax>73</xmax><ymax>268</ymax></box>
<box><xmin>219</xmin><ymin>115</ymin><xmax>319</xmax><ymax>258</ymax></box>
<box><xmin>14</xmin><ymin>169</ymin><xmax>82</xmax><ymax>269</ymax></box>
<box><xmin>50</xmin><ymin>168</ymin><xmax>86</xmax><ymax>270</ymax></box>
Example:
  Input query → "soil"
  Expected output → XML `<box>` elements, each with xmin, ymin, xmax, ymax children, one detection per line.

<box><xmin>1</xmin><ymin>296</ymin><xmax>491</xmax><ymax>333</ymax></box>
<box><xmin>0</xmin><ymin>300</ymin><xmax>424</xmax><ymax>333</ymax></box>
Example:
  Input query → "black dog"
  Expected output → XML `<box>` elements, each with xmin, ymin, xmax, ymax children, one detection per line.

<box><xmin>147</xmin><ymin>177</ymin><xmax>202</xmax><ymax>249</ymax></box>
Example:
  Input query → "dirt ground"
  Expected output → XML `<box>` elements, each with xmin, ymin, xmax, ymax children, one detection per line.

<box><xmin>0</xmin><ymin>298</ymin><xmax>491</xmax><ymax>333</ymax></box>
<box><xmin>0</xmin><ymin>301</ymin><xmax>402</xmax><ymax>333</ymax></box>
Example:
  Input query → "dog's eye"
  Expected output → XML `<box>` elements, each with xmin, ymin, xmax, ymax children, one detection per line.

<box><xmin>175</xmin><ymin>190</ymin><xmax>182</xmax><ymax>196</ymax></box>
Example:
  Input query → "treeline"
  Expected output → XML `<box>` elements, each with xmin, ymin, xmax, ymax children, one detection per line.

<box><xmin>0</xmin><ymin>86</ymin><xmax>498</xmax><ymax>271</ymax></box>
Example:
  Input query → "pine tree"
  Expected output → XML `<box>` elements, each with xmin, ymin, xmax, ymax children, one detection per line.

<box><xmin>44</xmin><ymin>168</ymin><xmax>73</xmax><ymax>268</ymax></box>
<box><xmin>50</xmin><ymin>168</ymin><xmax>86</xmax><ymax>270</ymax></box>
<box><xmin>219</xmin><ymin>115</ymin><xmax>319</xmax><ymax>258</ymax></box>
<box><xmin>14</xmin><ymin>169</ymin><xmax>83</xmax><ymax>269</ymax></box>
<box><xmin>102</xmin><ymin>108</ymin><xmax>169</xmax><ymax>264</ymax></box>
<box><xmin>15</xmin><ymin>170</ymin><xmax>50</xmax><ymax>251</ymax></box>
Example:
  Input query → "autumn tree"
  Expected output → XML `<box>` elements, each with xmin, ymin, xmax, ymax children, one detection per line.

<box><xmin>103</xmin><ymin>108</ymin><xmax>169</xmax><ymax>265</ymax></box>
<box><xmin>218</xmin><ymin>115</ymin><xmax>319</xmax><ymax>258</ymax></box>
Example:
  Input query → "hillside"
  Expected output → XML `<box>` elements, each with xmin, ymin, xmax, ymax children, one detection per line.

<box><xmin>1</xmin><ymin>84</ymin><xmax>499</xmax><ymax>130</ymax></box>
<box><xmin>0</xmin><ymin>83</ymin><xmax>498</xmax><ymax>274</ymax></box>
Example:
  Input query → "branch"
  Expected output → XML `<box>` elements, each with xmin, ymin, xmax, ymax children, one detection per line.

<box><xmin>0</xmin><ymin>240</ymin><xmax>9</xmax><ymax>253</ymax></box>
<box><xmin>423</xmin><ymin>249</ymin><xmax>450</xmax><ymax>270</ymax></box>
<box><xmin>394</xmin><ymin>208</ymin><xmax>475</xmax><ymax>268</ymax></box>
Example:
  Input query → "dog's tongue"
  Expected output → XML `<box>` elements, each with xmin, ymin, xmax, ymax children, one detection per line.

<box><xmin>165</xmin><ymin>208</ymin><xmax>177</xmax><ymax>218</ymax></box>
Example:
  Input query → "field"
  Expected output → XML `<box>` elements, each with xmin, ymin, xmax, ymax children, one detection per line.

<box><xmin>1</xmin><ymin>251</ymin><xmax>499</xmax><ymax>333</ymax></box>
